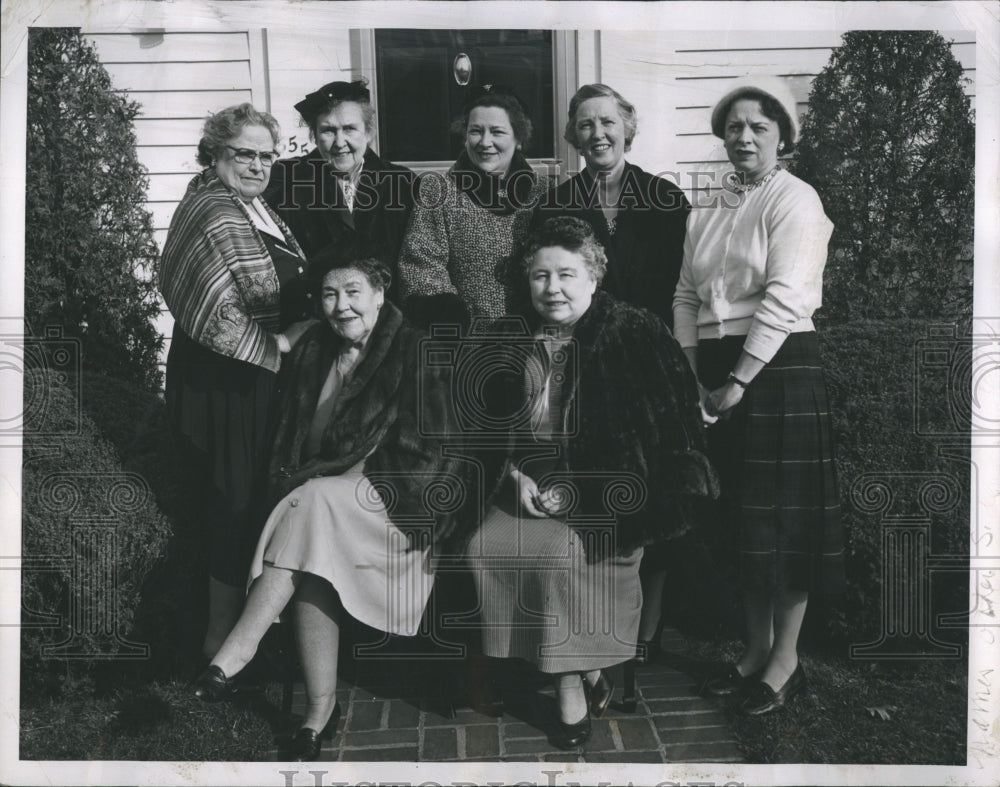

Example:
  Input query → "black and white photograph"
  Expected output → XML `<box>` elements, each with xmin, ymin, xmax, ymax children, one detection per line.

<box><xmin>1</xmin><ymin>1</ymin><xmax>997</xmax><ymax>785</ymax></box>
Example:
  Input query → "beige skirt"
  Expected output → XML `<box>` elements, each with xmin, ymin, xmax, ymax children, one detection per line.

<box><xmin>248</xmin><ymin>463</ymin><xmax>433</xmax><ymax>636</ymax></box>
<box><xmin>466</xmin><ymin>492</ymin><xmax>643</xmax><ymax>674</ymax></box>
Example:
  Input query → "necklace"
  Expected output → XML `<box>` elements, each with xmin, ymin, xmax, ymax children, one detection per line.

<box><xmin>725</xmin><ymin>165</ymin><xmax>781</xmax><ymax>194</ymax></box>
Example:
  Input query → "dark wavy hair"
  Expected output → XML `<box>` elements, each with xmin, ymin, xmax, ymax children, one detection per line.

<box><xmin>451</xmin><ymin>92</ymin><xmax>533</xmax><ymax>148</ymax></box>
<box><xmin>563</xmin><ymin>83</ymin><xmax>638</xmax><ymax>153</ymax></box>
<box><xmin>196</xmin><ymin>103</ymin><xmax>280</xmax><ymax>168</ymax></box>
<box><xmin>310</xmin><ymin>248</ymin><xmax>391</xmax><ymax>293</ymax></box>
<box><xmin>713</xmin><ymin>88</ymin><xmax>796</xmax><ymax>154</ymax></box>
<box><xmin>516</xmin><ymin>216</ymin><xmax>607</xmax><ymax>285</ymax></box>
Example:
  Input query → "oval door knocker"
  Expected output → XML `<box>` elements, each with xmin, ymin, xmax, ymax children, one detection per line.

<box><xmin>453</xmin><ymin>53</ymin><xmax>472</xmax><ymax>86</ymax></box>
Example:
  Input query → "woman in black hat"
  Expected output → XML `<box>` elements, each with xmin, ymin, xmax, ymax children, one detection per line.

<box><xmin>263</xmin><ymin>80</ymin><xmax>416</xmax><ymax>303</ymax></box>
<box><xmin>398</xmin><ymin>85</ymin><xmax>550</xmax><ymax>320</ymax></box>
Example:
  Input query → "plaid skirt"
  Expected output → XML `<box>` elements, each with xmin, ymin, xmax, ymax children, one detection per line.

<box><xmin>699</xmin><ymin>332</ymin><xmax>846</xmax><ymax>595</ymax></box>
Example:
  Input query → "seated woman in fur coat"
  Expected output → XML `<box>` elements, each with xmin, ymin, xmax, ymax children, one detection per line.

<box><xmin>466</xmin><ymin>216</ymin><xmax>718</xmax><ymax>750</ymax></box>
<box><xmin>192</xmin><ymin>251</ymin><xmax>473</xmax><ymax>761</ymax></box>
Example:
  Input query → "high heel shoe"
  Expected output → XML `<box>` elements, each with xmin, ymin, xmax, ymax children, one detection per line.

<box><xmin>699</xmin><ymin>664</ymin><xmax>765</xmax><ymax>697</ymax></box>
<box><xmin>286</xmin><ymin>703</ymin><xmax>341</xmax><ymax>761</ymax></box>
<box><xmin>634</xmin><ymin>638</ymin><xmax>663</xmax><ymax>665</ymax></box>
<box><xmin>193</xmin><ymin>665</ymin><xmax>237</xmax><ymax>703</ymax></box>
<box><xmin>584</xmin><ymin>671</ymin><xmax>614</xmax><ymax>718</ymax></box>
<box><xmin>552</xmin><ymin>709</ymin><xmax>591</xmax><ymax>750</ymax></box>
<box><xmin>738</xmin><ymin>663</ymin><xmax>807</xmax><ymax>716</ymax></box>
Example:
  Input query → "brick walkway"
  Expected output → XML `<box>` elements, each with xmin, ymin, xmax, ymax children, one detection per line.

<box><xmin>264</xmin><ymin>629</ymin><xmax>743</xmax><ymax>763</ymax></box>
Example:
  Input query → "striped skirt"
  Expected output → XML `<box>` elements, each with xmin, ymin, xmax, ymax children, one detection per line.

<box><xmin>699</xmin><ymin>332</ymin><xmax>846</xmax><ymax>595</ymax></box>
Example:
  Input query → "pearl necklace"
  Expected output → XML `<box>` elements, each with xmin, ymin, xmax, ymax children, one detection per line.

<box><xmin>724</xmin><ymin>165</ymin><xmax>781</xmax><ymax>194</ymax></box>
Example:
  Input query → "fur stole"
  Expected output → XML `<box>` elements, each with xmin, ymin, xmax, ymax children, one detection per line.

<box><xmin>482</xmin><ymin>291</ymin><xmax>719</xmax><ymax>560</ymax></box>
<box><xmin>267</xmin><ymin>303</ymin><xmax>473</xmax><ymax>548</ymax></box>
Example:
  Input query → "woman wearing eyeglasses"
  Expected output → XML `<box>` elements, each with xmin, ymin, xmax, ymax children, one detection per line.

<box><xmin>160</xmin><ymin>103</ymin><xmax>318</xmax><ymax>663</ymax></box>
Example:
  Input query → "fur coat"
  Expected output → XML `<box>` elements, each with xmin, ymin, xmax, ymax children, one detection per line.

<box><xmin>480</xmin><ymin>290</ymin><xmax>719</xmax><ymax>560</ymax></box>
<box><xmin>266</xmin><ymin>302</ymin><xmax>473</xmax><ymax>549</ymax></box>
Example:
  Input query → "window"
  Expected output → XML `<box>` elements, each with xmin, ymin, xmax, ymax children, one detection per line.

<box><xmin>374</xmin><ymin>29</ymin><xmax>555</xmax><ymax>162</ymax></box>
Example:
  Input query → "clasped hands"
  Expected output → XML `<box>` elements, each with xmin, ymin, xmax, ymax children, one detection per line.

<box><xmin>699</xmin><ymin>380</ymin><xmax>744</xmax><ymax>423</ymax></box>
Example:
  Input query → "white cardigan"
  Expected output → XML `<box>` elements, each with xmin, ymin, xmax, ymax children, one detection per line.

<box><xmin>672</xmin><ymin>169</ymin><xmax>833</xmax><ymax>363</ymax></box>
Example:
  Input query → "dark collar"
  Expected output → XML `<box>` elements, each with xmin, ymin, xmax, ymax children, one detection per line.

<box><xmin>450</xmin><ymin>149</ymin><xmax>536</xmax><ymax>216</ymax></box>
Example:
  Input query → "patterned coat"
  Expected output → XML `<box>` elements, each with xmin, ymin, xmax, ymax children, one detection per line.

<box><xmin>398</xmin><ymin>170</ymin><xmax>549</xmax><ymax>320</ymax></box>
<box><xmin>160</xmin><ymin>170</ymin><xmax>306</xmax><ymax>372</ymax></box>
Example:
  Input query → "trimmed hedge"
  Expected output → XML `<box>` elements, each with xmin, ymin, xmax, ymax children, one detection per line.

<box><xmin>818</xmin><ymin>318</ymin><xmax>970</xmax><ymax>644</ymax></box>
<box><xmin>21</xmin><ymin>369</ymin><xmax>172</xmax><ymax>696</ymax></box>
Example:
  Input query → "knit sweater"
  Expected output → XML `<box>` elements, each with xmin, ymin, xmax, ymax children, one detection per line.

<box><xmin>398</xmin><ymin>170</ymin><xmax>550</xmax><ymax>320</ymax></box>
<box><xmin>673</xmin><ymin>169</ymin><xmax>833</xmax><ymax>363</ymax></box>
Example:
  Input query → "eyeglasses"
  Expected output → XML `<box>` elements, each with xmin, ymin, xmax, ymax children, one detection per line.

<box><xmin>225</xmin><ymin>145</ymin><xmax>279</xmax><ymax>166</ymax></box>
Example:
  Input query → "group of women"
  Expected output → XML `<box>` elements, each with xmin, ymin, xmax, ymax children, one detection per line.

<box><xmin>159</xmin><ymin>74</ymin><xmax>845</xmax><ymax>759</ymax></box>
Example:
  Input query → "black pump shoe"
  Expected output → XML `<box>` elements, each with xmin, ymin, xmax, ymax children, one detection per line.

<box><xmin>552</xmin><ymin>709</ymin><xmax>591</xmax><ymax>750</ymax></box>
<box><xmin>193</xmin><ymin>665</ymin><xmax>237</xmax><ymax>703</ymax></box>
<box><xmin>700</xmin><ymin>664</ymin><xmax>765</xmax><ymax>697</ymax></box>
<box><xmin>286</xmin><ymin>703</ymin><xmax>341</xmax><ymax>761</ymax></box>
<box><xmin>738</xmin><ymin>664</ymin><xmax>807</xmax><ymax>716</ymax></box>
<box><xmin>634</xmin><ymin>638</ymin><xmax>663</xmax><ymax>665</ymax></box>
<box><xmin>585</xmin><ymin>671</ymin><xmax>614</xmax><ymax>717</ymax></box>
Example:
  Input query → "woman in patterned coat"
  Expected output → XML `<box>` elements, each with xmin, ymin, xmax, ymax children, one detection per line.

<box><xmin>398</xmin><ymin>85</ymin><xmax>549</xmax><ymax>321</ymax></box>
<box><xmin>160</xmin><ymin>103</ymin><xmax>316</xmax><ymax>661</ymax></box>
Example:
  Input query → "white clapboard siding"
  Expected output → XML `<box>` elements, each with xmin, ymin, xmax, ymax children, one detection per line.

<box><xmin>87</xmin><ymin>32</ymin><xmax>251</xmax><ymax>64</ymax></box>
<box><xmin>148</xmin><ymin>202</ymin><xmax>177</xmax><ymax>233</ymax></box>
<box><xmin>134</xmin><ymin>118</ymin><xmax>206</xmax><ymax>147</ymax></box>
<box><xmin>105</xmin><ymin>60</ymin><xmax>251</xmax><ymax>92</ymax></box>
<box><xmin>138</xmin><ymin>145</ymin><xmax>202</xmax><ymax>175</ymax></box>
<box><xmin>127</xmin><ymin>89</ymin><xmax>254</xmax><ymax>119</ymax></box>
<box><xmin>147</xmin><ymin>173</ymin><xmax>197</xmax><ymax>203</ymax></box>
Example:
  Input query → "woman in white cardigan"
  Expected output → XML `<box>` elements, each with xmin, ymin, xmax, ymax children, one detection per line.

<box><xmin>674</xmin><ymin>77</ymin><xmax>845</xmax><ymax>716</ymax></box>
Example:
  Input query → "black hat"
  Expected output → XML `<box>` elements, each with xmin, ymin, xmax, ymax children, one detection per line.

<box><xmin>294</xmin><ymin>80</ymin><xmax>371</xmax><ymax>121</ymax></box>
<box><xmin>461</xmin><ymin>83</ymin><xmax>527</xmax><ymax>115</ymax></box>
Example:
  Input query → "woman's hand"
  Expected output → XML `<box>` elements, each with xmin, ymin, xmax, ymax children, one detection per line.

<box><xmin>511</xmin><ymin>469</ymin><xmax>547</xmax><ymax>518</ymax></box>
<box><xmin>706</xmin><ymin>381</ymin><xmax>745</xmax><ymax>418</ymax></box>
<box><xmin>282</xmin><ymin>319</ymin><xmax>320</xmax><ymax>350</ymax></box>
<box><xmin>697</xmin><ymin>383</ymin><xmax>719</xmax><ymax>424</ymax></box>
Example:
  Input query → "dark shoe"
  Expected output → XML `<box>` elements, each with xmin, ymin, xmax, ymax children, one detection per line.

<box><xmin>634</xmin><ymin>638</ymin><xmax>663</xmax><ymax>665</ymax></box>
<box><xmin>286</xmin><ymin>703</ymin><xmax>341</xmax><ymax>761</ymax></box>
<box><xmin>585</xmin><ymin>671</ymin><xmax>614</xmax><ymax>718</ymax></box>
<box><xmin>193</xmin><ymin>665</ymin><xmax>237</xmax><ymax>703</ymax></box>
<box><xmin>738</xmin><ymin>664</ymin><xmax>807</xmax><ymax>716</ymax></box>
<box><xmin>700</xmin><ymin>664</ymin><xmax>764</xmax><ymax>697</ymax></box>
<box><xmin>552</xmin><ymin>709</ymin><xmax>591</xmax><ymax>750</ymax></box>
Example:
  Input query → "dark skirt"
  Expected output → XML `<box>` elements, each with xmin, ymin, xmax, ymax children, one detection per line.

<box><xmin>699</xmin><ymin>331</ymin><xmax>845</xmax><ymax>595</ymax></box>
<box><xmin>165</xmin><ymin>329</ymin><xmax>277</xmax><ymax>586</ymax></box>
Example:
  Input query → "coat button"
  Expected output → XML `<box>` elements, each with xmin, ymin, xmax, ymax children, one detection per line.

<box><xmin>290</xmin><ymin>498</ymin><xmax>299</xmax><ymax>507</ymax></box>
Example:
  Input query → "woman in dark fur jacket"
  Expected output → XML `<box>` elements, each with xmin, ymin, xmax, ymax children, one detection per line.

<box><xmin>466</xmin><ymin>217</ymin><xmax>718</xmax><ymax>750</ymax></box>
<box><xmin>192</xmin><ymin>252</ymin><xmax>473</xmax><ymax>761</ymax></box>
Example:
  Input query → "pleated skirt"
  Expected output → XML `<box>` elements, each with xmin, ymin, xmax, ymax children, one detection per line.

<box><xmin>466</xmin><ymin>458</ymin><xmax>644</xmax><ymax>673</ymax></box>
<box><xmin>249</xmin><ymin>463</ymin><xmax>434</xmax><ymax>636</ymax></box>
<box><xmin>699</xmin><ymin>331</ymin><xmax>846</xmax><ymax>595</ymax></box>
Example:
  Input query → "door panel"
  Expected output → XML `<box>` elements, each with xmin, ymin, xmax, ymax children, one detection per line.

<box><xmin>375</xmin><ymin>29</ymin><xmax>554</xmax><ymax>162</ymax></box>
